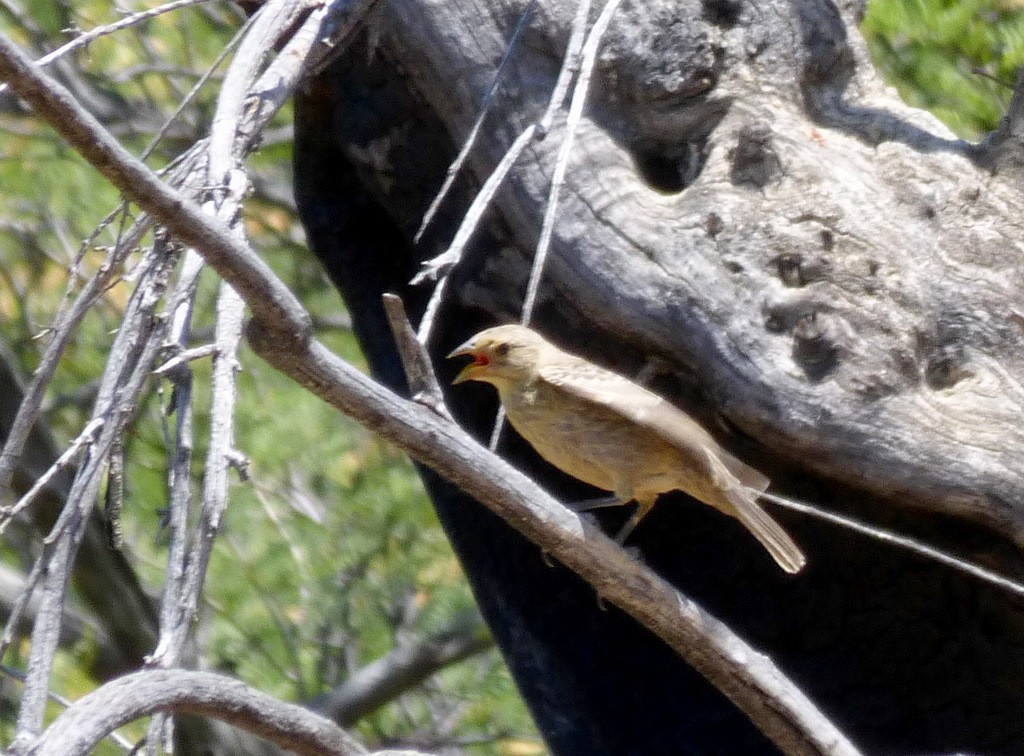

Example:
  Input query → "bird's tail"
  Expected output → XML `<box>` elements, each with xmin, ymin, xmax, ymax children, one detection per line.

<box><xmin>725</xmin><ymin>486</ymin><xmax>807</xmax><ymax>574</ymax></box>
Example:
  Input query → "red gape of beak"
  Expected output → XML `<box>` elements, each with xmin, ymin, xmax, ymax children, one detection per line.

<box><xmin>451</xmin><ymin>353</ymin><xmax>490</xmax><ymax>384</ymax></box>
<box><xmin>447</xmin><ymin>339</ymin><xmax>491</xmax><ymax>384</ymax></box>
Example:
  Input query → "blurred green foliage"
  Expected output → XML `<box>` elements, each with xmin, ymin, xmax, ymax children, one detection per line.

<box><xmin>0</xmin><ymin>0</ymin><xmax>1021</xmax><ymax>753</ymax></box>
<box><xmin>863</xmin><ymin>0</ymin><xmax>1024</xmax><ymax>137</ymax></box>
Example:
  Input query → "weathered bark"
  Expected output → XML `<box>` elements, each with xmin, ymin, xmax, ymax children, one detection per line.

<box><xmin>295</xmin><ymin>1</ymin><xmax>1024</xmax><ymax>754</ymax></box>
<box><xmin>29</xmin><ymin>669</ymin><xmax>367</xmax><ymax>756</ymax></box>
<box><xmin>384</xmin><ymin>0</ymin><xmax>1024</xmax><ymax>531</ymax></box>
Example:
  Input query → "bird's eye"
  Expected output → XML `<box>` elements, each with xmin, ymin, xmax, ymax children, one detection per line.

<box><xmin>494</xmin><ymin>343</ymin><xmax>511</xmax><ymax>358</ymax></box>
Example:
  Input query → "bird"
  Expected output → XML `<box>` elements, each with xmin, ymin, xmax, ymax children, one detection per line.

<box><xmin>448</xmin><ymin>324</ymin><xmax>806</xmax><ymax>574</ymax></box>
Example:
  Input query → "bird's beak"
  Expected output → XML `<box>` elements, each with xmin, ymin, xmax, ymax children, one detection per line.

<box><xmin>447</xmin><ymin>338</ymin><xmax>488</xmax><ymax>384</ymax></box>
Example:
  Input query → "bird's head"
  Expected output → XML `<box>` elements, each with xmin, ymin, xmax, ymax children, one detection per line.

<box><xmin>448</xmin><ymin>324</ymin><xmax>549</xmax><ymax>388</ymax></box>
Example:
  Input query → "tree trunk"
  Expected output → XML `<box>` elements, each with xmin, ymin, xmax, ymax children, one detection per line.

<box><xmin>295</xmin><ymin>1</ymin><xmax>1024</xmax><ymax>753</ymax></box>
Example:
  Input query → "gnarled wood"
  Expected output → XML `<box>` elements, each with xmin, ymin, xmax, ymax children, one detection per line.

<box><xmin>391</xmin><ymin>0</ymin><xmax>1024</xmax><ymax>538</ymax></box>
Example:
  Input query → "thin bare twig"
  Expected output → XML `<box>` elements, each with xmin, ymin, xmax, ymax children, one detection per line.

<box><xmin>490</xmin><ymin>0</ymin><xmax>619</xmax><ymax>450</ymax></box>
<box><xmin>0</xmin><ymin>41</ymin><xmax>308</xmax><ymax>328</ymax></box>
<box><xmin>413</xmin><ymin>0</ymin><xmax>537</xmax><ymax>244</ymax></box>
<box><xmin>140</xmin><ymin>10</ymin><xmax>255</xmax><ymax>162</ymax></box>
<box><xmin>0</xmin><ymin>218</ymin><xmax>147</xmax><ymax>503</ymax></box>
<box><xmin>150</xmin><ymin>248</ymin><xmax>204</xmax><ymax>669</ymax></box>
<box><xmin>534</xmin><ymin>0</ymin><xmax>592</xmax><ymax>134</ymax></box>
<box><xmin>382</xmin><ymin>293</ymin><xmax>451</xmax><ymax>419</ymax></box>
<box><xmin>145</xmin><ymin>0</ymin><xmax>342</xmax><ymax>686</ymax></box>
<box><xmin>412</xmin><ymin>0</ymin><xmax>593</xmax><ymax>344</ymax></box>
<box><xmin>146</xmin><ymin>2</ymin><xmax>312</xmax><ymax>748</ymax></box>
<box><xmin>758</xmin><ymin>490</ymin><xmax>1024</xmax><ymax>600</ymax></box>
<box><xmin>152</xmin><ymin>342</ymin><xmax>217</xmax><ymax>375</ymax></box>
<box><xmin>14</xmin><ymin>242</ymin><xmax>179</xmax><ymax>744</ymax></box>
<box><xmin>0</xmin><ymin>0</ymin><xmax>215</xmax><ymax>96</ymax></box>
<box><xmin>414</xmin><ymin>124</ymin><xmax>537</xmax><ymax>343</ymax></box>
<box><xmin>0</xmin><ymin>544</ymin><xmax>52</xmax><ymax>665</ymax></box>
<box><xmin>520</xmin><ymin>0</ymin><xmax>622</xmax><ymax>328</ymax></box>
<box><xmin>0</xmin><ymin>564</ymin><xmax>115</xmax><ymax>665</ymax></box>
<box><xmin>0</xmin><ymin>417</ymin><xmax>103</xmax><ymax>536</ymax></box>
<box><xmin>149</xmin><ymin>0</ymin><xmax>314</xmax><ymax>666</ymax></box>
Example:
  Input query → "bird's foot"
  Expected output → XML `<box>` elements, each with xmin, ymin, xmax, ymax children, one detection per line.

<box><xmin>612</xmin><ymin>500</ymin><xmax>656</xmax><ymax>544</ymax></box>
<box><xmin>613</xmin><ymin>517</ymin><xmax>640</xmax><ymax>545</ymax></box>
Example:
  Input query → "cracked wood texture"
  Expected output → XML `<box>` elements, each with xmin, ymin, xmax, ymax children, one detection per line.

<box><xmin>294</xmin><ymin>0</ymin><xmax>1024</xmax><ymax>753</ymax></box>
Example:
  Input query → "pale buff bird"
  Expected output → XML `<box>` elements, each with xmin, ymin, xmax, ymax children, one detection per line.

<box><xmin>448</xmin><ymin>324</ymin><xmax>806</xmax><ymax>574</ymax></box>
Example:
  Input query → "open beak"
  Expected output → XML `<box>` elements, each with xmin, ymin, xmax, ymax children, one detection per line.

<box><xmin>447</xmin><ymin>338</ymin><xmax>488</xmax><ymax>384</ymax></box>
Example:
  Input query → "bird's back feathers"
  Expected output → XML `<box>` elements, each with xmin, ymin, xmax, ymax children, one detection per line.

<box><xmin>537</xmin><ymin>350</ymin><xmax>769</xmax><ymax>490</ymax></box>
<box><xmin>538</xmin><ymin>339</ymin><xmax>803</xmax><ymax>571</ymax></box>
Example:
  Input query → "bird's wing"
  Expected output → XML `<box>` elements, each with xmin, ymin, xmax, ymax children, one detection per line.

<box><xmin>537</xmin><ymin>355</ymin><xmax>769</xmax><ymax>491</ymax></box>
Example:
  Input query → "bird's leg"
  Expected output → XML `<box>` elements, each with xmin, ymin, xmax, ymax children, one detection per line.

<box><xmin>569</xmin><ymin>495</ymin><xmax>626</xmax><ymax>512</ymax></box>
<box><xmin>613</xmin><ymin>497</ymin><xmax>657</xmax><ymax>544</ymax></box>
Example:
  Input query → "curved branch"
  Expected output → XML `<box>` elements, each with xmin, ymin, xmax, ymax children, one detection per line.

<box><xmin>28</xmin><ymin>669</ymin><xmax>367</xmax><ymax>756</ymax></box>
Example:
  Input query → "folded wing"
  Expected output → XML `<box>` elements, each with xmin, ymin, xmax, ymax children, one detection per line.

<box><xmin>538</xmin><ymin>354</ymin><xmax>769</xmax><ymax>491</ymax></box>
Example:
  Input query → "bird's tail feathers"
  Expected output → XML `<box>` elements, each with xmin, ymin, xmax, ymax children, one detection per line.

<box><xmin>725</xmin><ymin>487</ymin><xmax>807</xmax><ymax>574</ymax></box>
<box><xmin>718</xmin><ymin>450</ymin><xmax>770</xmax><ymax>493</ymax></box>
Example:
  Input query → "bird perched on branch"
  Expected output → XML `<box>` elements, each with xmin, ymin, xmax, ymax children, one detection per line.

<box><xmin>448</xmin><ymin>324</ymin><xmax>806</xmax><ymax>574</ymax></box>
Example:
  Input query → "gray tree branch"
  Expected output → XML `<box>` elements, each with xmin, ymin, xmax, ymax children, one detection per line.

<box><xmin>311</xmin><ymin>619</ymin><xmax>494</xmax><ymax>727</ymax></box>
<box><xmin>27</xmin><ymin>669</ymin><xmax>368</xmax><ymax>756</ymax></box>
